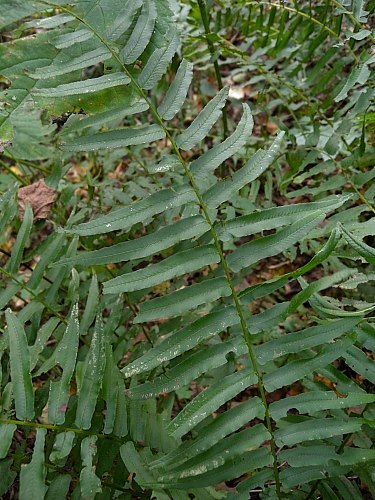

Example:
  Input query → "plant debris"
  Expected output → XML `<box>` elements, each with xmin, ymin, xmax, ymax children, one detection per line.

<box><xmin>18</xmin><ymin>179</ymin><xmax>56</xmax><ymax>219</ymax></box>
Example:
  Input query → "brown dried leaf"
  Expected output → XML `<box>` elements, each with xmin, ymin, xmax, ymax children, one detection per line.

<box><xmin>18</xmin><ymin>179</ymin><xmax>56</xmax><ymax>219</ymax></box>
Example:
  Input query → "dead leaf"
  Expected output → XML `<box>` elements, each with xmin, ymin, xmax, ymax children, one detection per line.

<box><xmin>18</xmin><ymin>179</ymin><xmax>56</xmax><ymax>219</ymax></box>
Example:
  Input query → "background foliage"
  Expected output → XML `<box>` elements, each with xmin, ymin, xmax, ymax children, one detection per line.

<box><xmin>0</xmin><ymin>0</ymin><xmax>374</xmax><ymax>498</ymax></box>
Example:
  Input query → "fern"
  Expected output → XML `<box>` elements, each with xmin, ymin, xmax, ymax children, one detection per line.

<box><xmin>0</xmin><ymin>1</ymin><xmax>374</xmax><ymax>498</ymax></box>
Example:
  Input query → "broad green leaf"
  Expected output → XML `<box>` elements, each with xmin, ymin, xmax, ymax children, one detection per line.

<box><xmin>80</xmin><ymin>436</ymin><xmax>102</xmax><ymax>498</ymax></box>
<box><xmin>288</xmin><ymin>269</ymin><xmax>356</xmax><ymax>314</ymax></box>
<box><xmin>343</xmin><ymin>345</ymin><xmax>375</xmax><ymax>383</ymax></box>
<box><xmin>120</xmin><ymin>442</ymin><xmax>156</xmax><ymax>487</ymax></box>
<box><xmin>0</xmin><ymin>423</ymin><xmax>16</xmax><ymax>459</ymax></box>
<box><xmin>176</xmin><ymin>87</ymin><xmax>229</xmax><ymax>150</ymax></box>
<box><xmin>64</xmin><ymin>99</ymin><xmax>148</xmax><ymax>133</ymax></box>
<box><xmin>49</xmin><ymin>432</ymin><xmax>75</xmax><ymax>464</ymax></box>
<box><xmin>239</xmin><ymin>225</ymin><xmax>341</xmax><ymax>302</ymax></box>
<box><xmin>120</xmin><ymin>0</ymin><xmax>157</xmax><ymax>64</ymax></box>
<box><xmin>264</xmin><ymin>336</ymin><xmax>355</xmax><ymax>392</ymax></box>
<box><xmin>32</xmin><ymin>73</ymin><xmax>130</xmax><ymax>97</ymax></box>
<box><xmin>156</xmin><ymin>448</ymin><xmax>272</xmax><ymax>489</ymax></box>
<box><xmin>75</xmin><ymin>313</ymin><xmax>106</xmax><ymax>429</ymax></box>
<box><xmin>62</xmin><ymin>123</ymin><xmax>165</xmax><ymax>152</ymax></box>
<box><xmin>106</xmin><ymin>0</ymin><xmax>142</xmax><ymax>41</ymax></box>
<box><xmin>151</xmin><ymin>397</ymin><xmax>264</xmax><ymax>470</ymax></box>
<box><xmin>339</xmin><ymin>272</ymin><xmax>375</xmax><ymax>290</ymax></box>
<box><xmin>127</xmin><ymin>338</ymin><xmax>243</xmax><ymax>398</ymax></box>
<box><xmin>330</xmin><ymin>476</ymin><xmax>363</xmax><ymax>500</ymax></box>
<box><xmin>270</xmin><ymin>391</ymin><xmax>375</xmax><ymax>421</ymax></box>
<box><xmin>19</xmin><ymin>428</ymin><xmax>47</xmax><ymax>500</ymax></box>
<box><xmin>26</xmin><ymin>13</ymin><xmax>74</xmax><ymax>28</ymax></box>
<box><xmin>352</xmin><ymin>0</ymin><xmax>370</xmax><ymax>22</ymax></box>
<box><xmin>190</xmin><ymin>104</ymin><xmax>254</xmax><ymax>180</ymax></box>
<box><xmin>340</xmin><ymin>223</ymin><xmax>375</xmax><ymax>265</ymax></box>
<box><xmin>44</xmin><ymin>236</ymin><xmax>79</xmax><ymax>305</ymax></box>
<box><xmin>30</xmin><ymin>47</ymin><xmax>112</xmax><ymax>79</ymax></box>
<box><xmin>112</xmin><ymin>375</ymin><xmax>128</xmax><ymax>437</ymax></box>
<box><xmin>0</xmin><ymin>0</ymin><xmax>52</xmax><ymax>29</ymax></box>
<box><xmin>8</xmin><ymin>202</ymin><xmax>33</xmax><ymax>274</ymax></box>
<box><xmin>57</xmin><ymin>216</ymin><xmax>208</xmax><ymax>267</ymax></box>
<box><xmin>163</xmin><ymin>424</ymin><xmax>270</xmax><ymax>478</ymax></box>
<box><xmin>148</xmin><ymin>154</ymin><xmax>181</xmax><ymax>173</ymax></box>
<box><xmin>309</xmin><ymin>294</ymin><xmax>375</xmax><ymax>318</ymax></box>
<box><xmin>335</xmin><ymin>63</ymin><xmax>371</xmax><ymax>102</ymax></box>
<box><xmin>288</xmin><ymin>225</ymin><xmax>342</xmax><ymax>277</ymax></box>
<box><xmin>6</xmin><ymin>102</ymin><xmax>55</xmax><ymax>160</ymax></box>
<box><xmin>0</xmin><ymin>188</ymin><xmax>17</xmax><ymax>237</ymax></box>
<box><xmin>6</xmin><ymin>310</ymin><xmax>34</xmax><ymax>420</ymax></box>
<box><xmin>158</xmin><ymin>59</ymin><xmax>193</xmax><ymax>120</ymax></box>
<box><xmin>244</xmin><ymin>302</ymin><xmax>289</xmax><ymax>334</ymax></box>
<box><xmin>17</xmin><ymin>301</ymin><xmax>44</xmax><ymax>324</ymax></box>
<box><xmin>123</xmin><ymin>307</ymin><xmax>239</xmax><ymax>377</ymax></box>
<box><xmin>255</xmin><ymin>317</ymin><xmax>359</xmax><ymax>365</ymax></box>
<box><xmin>103</xmin><ymin>342</ymin><xmax>128</xmax><ymax>436</ymax></box>
<box><xmin>27</xmin><ymin>232</ymin><xmax>66</xmax><ymax>290</ymax></box>
<box><xmin>138</xmin><ymin>30</ymin><xmax>179</xmax><ymax>89</ymax></box>
<box><xmin>79</xmin><ymin>272</ymin><xmax>99</xmax><ymax>335</ymax></box>
<box><xmin>45</xmin><ymin>475</ymin><xmax>71</xmax><ymax>500</ymax></box>
<box><xmin>280</xmin><ymin>445</ymin><xmax>375</xmax><ymax>467</ymax></box>
<box><xmin>135</xmin><ymin>277</ymin><xmax>231</xmax><ymax>322</ymax></box>
<box><xmin>236</xmin><ymin>469</ymin><xmax>274</xmax><ymax>498</ymax></box>
<box><xmin>67</xmin><ymin>185</ymin><xmax>195</xmax><ymax>236</ymax></box>
<box><xmin>102</xmin><ymin>349</ymin><xmax>117</xmax><ymax>435</ymax></box>
<box><xmin>103</xmin><ymin>245</ymin><xmax>220</xmax><ymax>294</ymax></box>
<box><xmin>48</xmin><ymin>304</ymin><xmax>79</xmax><ymax>424</ymax></box>
<box><xmin>29</xmin><ymin>317</ymin><xmax>61</xmax><ymax>370</ymax></box>
<box><xmin>0</xmin><ymin>459</ymin><xmax>16</xmax><ymax>497</ymax></box>
<box><xmin>204</xmin><ymin>131</ymin><xmax>285</xmax><ymax>208</ymax></box>
<box><xmin>222</xmin><ymin>196</ymin><xmax>349</xmax><ymax>239</ymax></box>
<box><xmin>280</xmin><ymin>464</ymin><xmax>351</xmax><ymax>490</ymax></box>
<box><xmin>53</xmin><ymin>29</ymin><xmax>93</xmax><ymax>49</ymax></box>
<box><xmin>275</xmin><ymin>417</ymin><xmax>364</xmax><ymax>447</ymax></box>
<box><xmin>358</xmin><ymin>322</ymin><xmax>375</xmax><ymax>351</ymax></box>
<box><xmin>167</xmin><ymin>370</ymin><xmax>256</xmax><ymax>439</ymax></box>
<box><xmin>0</xmin><ymin>282</ymin><xmax>21</xmax><ymax>310</ymax></box>
<box><xmin>228</xmin><ymin>211</ymin><xmax>325</xmax><ymax>272</ymax></box>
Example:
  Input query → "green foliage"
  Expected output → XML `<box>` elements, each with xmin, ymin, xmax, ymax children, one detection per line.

<box><xmin>0</xmin><ymin>0</ymin><xmax>374</xmax><ymax>498</ymax></box>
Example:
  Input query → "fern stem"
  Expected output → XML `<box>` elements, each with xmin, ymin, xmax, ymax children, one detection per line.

<box><xmin>196</xmin><ymin>0</ymin><xmax>229</xmax><ymax>178</ymax></box>
<box><xmin>37</xmin><ymin>3</ymin><xmax>282</xmax><ymax>495</ymax></box>
<box><xmin>172</xmin><ymin>151</ymin><xmax>282</xmax><ymax>498</ymax></box>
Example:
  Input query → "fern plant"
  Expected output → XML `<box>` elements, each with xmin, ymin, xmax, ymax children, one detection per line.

<box><xmin>0</xmin><ymin>1</ymin><xmax>374</xmax><ymax>498</ymax></box>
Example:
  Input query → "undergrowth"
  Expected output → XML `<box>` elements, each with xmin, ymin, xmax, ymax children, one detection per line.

<box><xmin>0</xmin><ymin>1</ymin><xmax>374</xmax><ymax>498</ymax></box>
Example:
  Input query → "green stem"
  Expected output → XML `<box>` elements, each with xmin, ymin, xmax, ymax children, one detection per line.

<box><xmin>196</xmin><ymin>0</ymin><xmax>229</xmax><ymax>178</ymax></box>
<box><xmin>37</xmin><ymin>3</ymin><xmax>282</xmax><ymax>496</ymax></box>
<box><xmin>347</xmin><ymin>181</ymin><xmax>375</xmax><ymax>215</ymax></box>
